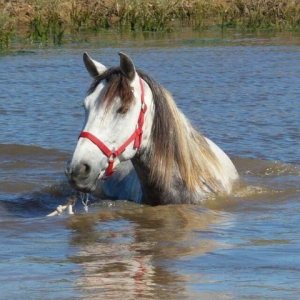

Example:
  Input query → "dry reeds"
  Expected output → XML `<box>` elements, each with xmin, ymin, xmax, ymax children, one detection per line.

<box><xmin>224</xmin><ymin>0</ymin><xmax>300</xmax><ymax>30</ymax></box>
<box><xmin>1</xmin><ymin>0</ymin><xmax>300</xmax><ymax>49</ymax></box>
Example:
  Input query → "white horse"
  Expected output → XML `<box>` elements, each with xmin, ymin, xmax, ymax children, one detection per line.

<box><xmin>65</xmin><ymin>52</ymin><xmax>239</xmax><ymax>205</ymax></box>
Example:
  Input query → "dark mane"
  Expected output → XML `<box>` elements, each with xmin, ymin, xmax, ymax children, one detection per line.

<box><xmin>88</xmin><ymin>67</ymin><xmax>134</xmax><ymax>114</ymax></box>
<box><xmin>137</xmin><ymin>70</ymin><xmax>222</xmax><ymax>192</ymax></box>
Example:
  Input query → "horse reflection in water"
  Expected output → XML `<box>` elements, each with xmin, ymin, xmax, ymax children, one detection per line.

<box><xmin>65</xmin><ymin>52</ymin><xmax>239</xmax><ymax>205</ymax></box>
<box><xmin>68</xmin><ymin>205</ymin><xmax>233</xmax><ymax>299</ymax></box>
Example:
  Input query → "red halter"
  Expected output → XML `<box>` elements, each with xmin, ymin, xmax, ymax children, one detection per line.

<box><xmin>79</xmin><ymin>77</ymin><xmax>147</xmax><ymax>180</ymax></box>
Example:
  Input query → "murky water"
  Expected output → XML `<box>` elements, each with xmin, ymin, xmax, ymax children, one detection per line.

<box><xmin>1</xmin><ymin>30</ymin><xmax>300</xmax><ymax>299</ymax></box>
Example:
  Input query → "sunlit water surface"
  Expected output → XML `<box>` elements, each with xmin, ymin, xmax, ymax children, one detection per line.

<box><xmin>0</xmin><ymin>30</ymin><xmax>299</xmax><ymax>299</ymax></box>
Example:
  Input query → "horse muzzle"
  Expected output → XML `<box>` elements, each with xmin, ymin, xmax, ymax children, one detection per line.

<box><xmin>65</xmin><ymin>161</ymin><xmax>99</xmax><ymax>192</ymax></box>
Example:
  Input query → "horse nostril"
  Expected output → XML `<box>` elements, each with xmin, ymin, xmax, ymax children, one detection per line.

<box><xmin>81</xmin><ymin>163</ymin><xmax>91</xmax><ymax>175</ymax></box>
<box><xmin>65</xmin><ymin>162</ymin><xmax>92</xmax><ymax>182</ymax></box>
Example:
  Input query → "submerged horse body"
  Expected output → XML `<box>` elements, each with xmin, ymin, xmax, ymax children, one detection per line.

<box><xmin>65</xmin><ymin>53</ymin><xmax>239</xmax><ymax>205</ymax></box>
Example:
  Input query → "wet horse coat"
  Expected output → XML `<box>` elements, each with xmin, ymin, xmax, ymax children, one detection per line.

<box><xmin>65</xmin><ymin>53</ymin><xmax>239</xmax><ymax>205</ymax></box>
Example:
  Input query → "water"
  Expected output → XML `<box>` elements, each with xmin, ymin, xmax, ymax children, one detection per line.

<box><xmin>0</xmin><ymin>30</ymin><xmax>300</xmax><ymax>299</ymax></box>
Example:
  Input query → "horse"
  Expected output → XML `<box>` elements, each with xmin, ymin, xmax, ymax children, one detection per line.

<box><xmin>65</xmin><ymin>52</ymin><xmax>239</xmax><ymax>205</ymax></box>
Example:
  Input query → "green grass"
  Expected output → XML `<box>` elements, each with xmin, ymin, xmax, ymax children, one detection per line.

<box><xmin>0</xmin><ymin>9</ymin><xmax>14</xmax><ymax>49</ymax></box>
<box><xmin>28</xmin><ymin>0</ymin><xmax>65</xmax><ymax>45</ymax></box>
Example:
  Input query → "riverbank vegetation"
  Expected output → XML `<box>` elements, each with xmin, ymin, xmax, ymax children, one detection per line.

<box><xmin>1</xmin><ymin>0</ymin><xmax>300</xmax><ymax>48</ymax></box>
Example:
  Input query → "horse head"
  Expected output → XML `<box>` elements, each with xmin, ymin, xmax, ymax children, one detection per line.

<box><xmin>66</xmin><ymin>52</ymin><xmax>152</xmax><ymax>193</ymax></box>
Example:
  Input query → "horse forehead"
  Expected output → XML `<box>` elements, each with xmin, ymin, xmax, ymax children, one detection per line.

<box><xmin>85</xmin><ymin>80</ymin><xmax>107</xmax><ymax>105</ymax></box>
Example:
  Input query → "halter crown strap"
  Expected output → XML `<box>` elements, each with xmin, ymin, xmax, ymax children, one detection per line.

<box><xmin>79</xmin><ymin>77</ymin><xmax>147</xmax><ymax>179</ymax></box>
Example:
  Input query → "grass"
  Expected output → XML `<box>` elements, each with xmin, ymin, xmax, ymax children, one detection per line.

<box><xmin>1</xmin><ymin>0</ymin><xmax>300</xmax><ymax>49</ymax></box>
<box><xmin>0</xmin><ymin>7</ymin><xmax>14</xmax><ymax>49</ymax></box>
<box><xmin>28</xmin><ymin>0</ymin><xmax>65</xmax><ymax>45</ymax></box>
<box><xmin>223</xmin><ymin>0</ymin><xmax>300</xmax><ymax>30</ymax></box>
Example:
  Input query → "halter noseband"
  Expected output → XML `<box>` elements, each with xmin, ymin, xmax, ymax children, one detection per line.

<box><xmin>78</xmin><ymin>77</ymin><xmax>147</xmax><ymax>180</ymax></box>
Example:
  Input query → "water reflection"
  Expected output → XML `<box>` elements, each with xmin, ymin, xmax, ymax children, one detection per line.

<box><xmin>67</xmin><ymin>205</ymin><xmax>232</xmax><ymax>299</ymax></box>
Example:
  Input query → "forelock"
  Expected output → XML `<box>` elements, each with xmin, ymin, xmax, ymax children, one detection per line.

<box><xmin>87</xmin><ymin>67</ymin><xmax>134</xmax><ymax>114</ymax></box>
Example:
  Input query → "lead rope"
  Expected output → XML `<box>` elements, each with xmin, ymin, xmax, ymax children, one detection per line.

<box><xmin>80</xmin><ymin>192</ymin><xmax>90</xmax><ymax>212</ymax></box>
<box><xmin>47</xmin><ymin>193</ymin><xmax>90</xmax><ymax>216</ymax></box>
<box><xmin>47</xmin><ymin>195</ymin><xmax>77</xmax><ymax>217</ymax></box>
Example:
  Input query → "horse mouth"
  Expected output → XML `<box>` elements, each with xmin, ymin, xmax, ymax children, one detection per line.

<box><xmin>67</xmin><ymin>177</ymin><xmax>98</xmax><ymax>194</ymax></box>
<box><xmin>75</xmin><ymin>186</ymin><xmax>94</xmax><ymax>193</ymax></box>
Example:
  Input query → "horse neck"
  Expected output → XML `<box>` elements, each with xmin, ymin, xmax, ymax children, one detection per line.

<box><xmin>131</xmin><ymin>149</ymin><xmax>206</xmax><ymax>205</ymax></box>
<box><xmin>128</xmin><ymin>85</ymin><xmax>171</xmax><ymax>204</ymax></box>
<box><xmin>130</xmin><ymin>103</ymin><xmax>201</xmax><ymax>205</ymax></box>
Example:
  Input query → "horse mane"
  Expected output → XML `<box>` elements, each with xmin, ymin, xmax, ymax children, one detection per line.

<box><xmin>88</xmin><ymin>67</ymin><xmax>222</xmax><ymax>193</ymax></box>
<box><xmin>138</xmin><ymin>70</ymin><xmax>222</xmax><ymax>193</ymax></box>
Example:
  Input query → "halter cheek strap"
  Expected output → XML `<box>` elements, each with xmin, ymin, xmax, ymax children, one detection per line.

<box><xmin>78</xmin><ymin>77</ymin><xmax>147</xmax><ymax>180</ymax></box>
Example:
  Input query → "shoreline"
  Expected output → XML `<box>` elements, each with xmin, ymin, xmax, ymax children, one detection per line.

<box><xmin>1</xmin><ymin>0</ymin><xmax>300</xmax><ymax>49</ymax></box>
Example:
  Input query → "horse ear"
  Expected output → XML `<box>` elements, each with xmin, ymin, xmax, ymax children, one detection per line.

<box><xmin>119</xmin><ymin>52</ymin><xmax>136</xmax><ymax>81</ymax></box>
<box><xmin>83</xmin><ymin>52</ymin><xmax>107</xmax><ymax>78</ymax></box>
